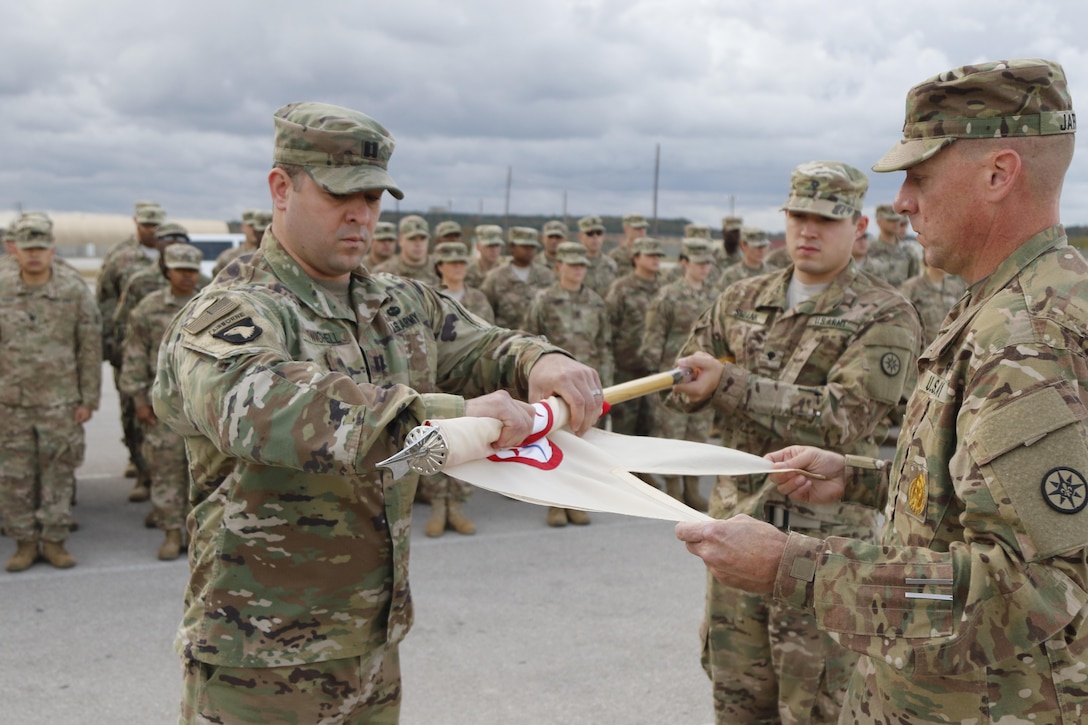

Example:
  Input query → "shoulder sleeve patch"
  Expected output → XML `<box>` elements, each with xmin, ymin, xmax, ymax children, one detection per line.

<box><xmin>969</xmin><ymin>381</ymin><xmax>1088</xmax><ymax>560</ymax></box>
<box><xmin>183</xmin><ymin>298</ymin><xmax>241</xmax><ymax>335</ymax></box>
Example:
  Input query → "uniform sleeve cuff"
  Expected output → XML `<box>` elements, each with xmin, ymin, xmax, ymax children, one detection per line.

<box><xmin>774</xmin><ymin>532</ymin><xmax>824</xmax><ymax>612</ymax></box>
<box><xmin>420</xmin><ymin>393</ymin><xmax>465</xmax><ymax>420</ymax></box>
<box><xmin>711</xmin><ymin>361</ymin><xmax>748</xmax><ymax>414</ymax></box>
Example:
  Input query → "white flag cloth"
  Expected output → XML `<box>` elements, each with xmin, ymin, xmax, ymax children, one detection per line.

<box><xmin>421</xmin><ymin>397</ymin><xmax>780</xmax><ymax>524</ymax></box>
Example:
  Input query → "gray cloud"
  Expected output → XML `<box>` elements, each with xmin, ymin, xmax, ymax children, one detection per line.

<box><xmin>2</xmin><ymin>0</ymin><xmax>1087</xmax><ymax>230</ymax></box>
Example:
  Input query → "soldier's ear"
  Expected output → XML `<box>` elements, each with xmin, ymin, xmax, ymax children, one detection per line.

<box><xmin>854</xmin><ymin>214</ymin><xmax>869</xmax><ymax>238</ymax></box>
<box><xmin>268</xmin><ymin>168</ymin><xmax>292</xmax><ymax>211</ymax></box>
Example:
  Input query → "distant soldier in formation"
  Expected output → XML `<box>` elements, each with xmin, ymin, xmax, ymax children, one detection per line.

<box><xmin>900</xmin><ymin>262</ymin><xmax>967</xmax><ymax>347</ymax></box>
<box><xmin>212</xmin><ymin>209</ymin><xmax>271</xmax><ymax>278</ymax></box>
<box><xmin>0</xmin><ymin>212</ymin><xmax>83</xmax><ymax>280</ymax></box>
<box><xmin>716</xmin><ymin>227</ymin><xmax>771</xmax><ymax>292</ymax></box>
<box><xmin>536</xmin><ymin>219</ymin><xmax>568</xmax><ymax>273</ymax></box>
<box><xmin>433</xmin><ymin>220</ymin><xmax>462</xmax><ymax>247</ymax></box>
<box><xmin>119</xmin><ymin>243</ymin><xmax>204</xmax><ymax>560</ymax></box>
<box><xmin>662</xmin><ymin>223</ymin><xmax>713</xmax><ymax>285</ymax></box>
<box><xmin>608</xmin><ymin>213</ymin><xmax>649</xmax><ymax>269</ymax></box>
<box><xmin>864</xmin><ymin>203</ymin><xmax>921</xmax><ymax>287</ymax></box>
<box><xmin>480</xmin><ymin>226</ymin><xmax>553</xmax><ymax>330</ymax></box>
<box><xmin>716</xmin><ymin>216</ymin><xmax>743</xmax><ymax>270</ymax></box>
<box><xmin>640</xmin><ymin>238</ymin><xmax>718</xmax><ymax>511</ymax></box>
<box><xmin>435</xmin><ymin>242</ymin><xmax>493</xmax><ymax>323</ymax></box>
<box><xmin>576</xmin><ymin>215</ymin><xmax>619</xmax><ymax>297</ymax></box>
<box><xmin>465</xmin><ymin>224</ymin><xmax>504</xmax><ymax>288</ymax></box>
<box><xmin>96</xmin><ymin>202</ymin><xmax>165</xmax><ymax>494</ymax></box>
<box><xmin>366</xmin><ymin>220</ymin><xmax>397</xmax><ymax>270</ymax></box>
<box><xmin>0</xmin><ymin>215</ymin><xmax>101</xmax><ymax>572</ymax></box>
<box><xmin>606</xmin><ymin>237</ymin><xmax>665</xmax><ymax>439</ymax></box>
<box><xmin>375</xmin><ymin>214</ymin><xmax>438</xmax><ymax>286</ymax></box>
<box><xmin>523</xmin><ymin>242</ymin><xmax>612</xmax><ymax>527</ymax></box>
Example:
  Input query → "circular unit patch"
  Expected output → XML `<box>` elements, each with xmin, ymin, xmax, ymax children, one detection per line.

<box><xmin>880</xmin><ymin>352</ymin><xmax>902</xmax><ymax>377</ymax></box>
<box><xmin>1041</xmin><ymin>467</ymin><xmax>1088</xmax><ymax>514</ymax></box>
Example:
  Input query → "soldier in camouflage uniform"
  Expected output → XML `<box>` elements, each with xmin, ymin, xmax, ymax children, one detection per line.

<box><xmin>576</xmin><ymin>215</ymin><xmax>619</xmax><ymax>297</ymax></box>
<box><xmin>366</xmin><ymin>220</ymin><xmax>398</xmax><ymax>270</ymax></box>
<box><xmin>152</xmin><ymin>102</ymin><xmax>602</xmax><ymax>723</ymax></box>
<box><xmin>524</xmin><ymin>242</ymin><xmax>613</xmax><ymax>527</ymax></box>
<box><xmin>608</xmin><ymin>213</ymin><xmax>649</xmax><ymax>270</ymax></box>
<box><xmin>864</xmin><ymin>203</ymin><xmax>922</xmax><ymax>287</ymax></box>
<box><xmin>535</xmin><ymin>219</ymin><xmax>568</xmax><ymax>273</ymax></box>
<box><xmin>465</xmin><ymin>224</ymin><xmax>504</xmax><ymax>287</ymax></box>
<box><xmin>119</xmin><ymin>243</ymin><xmax>203</xmax><ymax>560</ymax></box>
<box><xmin>639</xmin><ymin>239</ymin><xmax>718</xmax><ymax>510</ymax></box>
<box><xmin>679</xmin><ymin>59</ymin><xmax>1088</xmax><ymax>725</ymax></box>
<box><xmin>0</xmin><ymin>212</ymin><xmax>83</xmax><ymax>280</ymax></box>
<box><xmin>419</xmin><ymin>242</ymin><xmax>493</xmax><ymax>538</ymax></box>
<box><xmin>480</xmin><ymin>226</ymin><xmax>553</xmax><ymax>330</ymax></box>
<box><xmin>433</xmin><ymin>220</ymin><xmax>461</xmax><ymax>246</ymax></box>
<box><xmin>374</xmin><ymin>214</ymin><xmax>439</xmax><ymax>286</ymax></box>
<box><xmin>606</xmin><ymin>237</ymin><xmax>665</xmax><ymax>439</ymax></box>
<box><xmin>97</xmin><ymin>202</ymin><xmax>164</xmax><ymax>488</ymax></box>
<box><xmin>212</xmin><ymin>209</ymin><xmax>271</xmax><ymax>278</ymax></box>
<box><xmin>900</xmin><ymin>263</ymin><xmax>967</xmax><ymax>347</ymax></box>
<box><xmin>670</xmin><ymin>161</ymin><xmax>922</xmax><ymax>724</ymax></box>
<box><xmin>716</xmin><ymin>227</ymin><xmax>771</xmax><ymax>293</ymax></box>
<box><xmin>0</xmin><ymin>217</ymin><xmax>101</xmax><ymax>572</ymax></box>
<box><xmin>661</xmin><ymin>223</ymin><xmax>713</xmax><ymax>286</ymax></box>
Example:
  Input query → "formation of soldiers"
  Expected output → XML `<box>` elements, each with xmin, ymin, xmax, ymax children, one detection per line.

<box><xmin>0</xmin><ymin>198</ymin><xmax>961</xmax><ymax>566</ymax></box>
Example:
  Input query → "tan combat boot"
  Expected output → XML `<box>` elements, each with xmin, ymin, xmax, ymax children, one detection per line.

<box><xmin>158</xmin><ymin>529</ymin><xmax>183</xmax><ymax>561</ymax></box>
<box><xmin>566</xmin><ymin>509</ymin><xmax>591</xmax><ymax>526</ymax></box>
<box><xmin>683</xmin><ymin>477</ymin><xmax>708</xmax><ymax>512</ymax></box>
<box><xmin>5</xmin><ymin>539</ymin><xmax>39</xmax><ymax>573</ymax></box>
<box><xmin>446</xmin><ymin>500</ymin><xmax>476</xmax><ymax>535</ymax></box>
<box><xmin>425</xmin><ymin>499</ymin><xmax>448</xmax><ymax>537</ymax></box>
<box><xmin>128</xmin><ymin>480</ymin><xmax>150</xmax><ymax>503</ymax></box>
<box><xmin>546</xmin><ymin>507</ymin><xmax>568</xmax><ymax>527</ymax></box>
<box><xmin>664</xmin><ymin>476</ymin><xmax>683</xmax><ymax>501</ymax></box>
<box><xmin>40</xmin><ymin>540</ymin><xmax>76</xmax><ymax>569</ymax></box>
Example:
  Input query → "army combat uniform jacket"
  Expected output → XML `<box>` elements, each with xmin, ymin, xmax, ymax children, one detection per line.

<box><xmin>676</xmin><ymin>261</ymin><xmax>921</xmax><ymax>531</ymax></box>
<box><xmin>777</xmin><ymin>227</ymin><xmax>1088</xmax><ymax>723</ymax></box>
<box><xmin>152</xmin><ymin>233</ymin><xmax>564</xmax><ymax>668</ymax></box>
<box><xmin>523</xmin><ymin>283</ymin><xmax>613</xmax><ymax>387</ymax></box>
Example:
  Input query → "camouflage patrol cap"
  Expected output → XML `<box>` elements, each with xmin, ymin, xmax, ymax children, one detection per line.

<box><xmin>13</xmin><ymin>216</ymin><xmax>54</xmax><ymax>248</ymax></box>
<box><xmin>622</xmin><ymin>213</ymin><xmax>648</xmax><ymax>228</ymax></box>
<box><xmin>134</xmin><ymin>200</ymin><xmax>159</xmax><ymax>212</ymax></box>
<box><xmin>740</xmin><ymin>227</ymin><xmax>769</xmax><ymax>246</ymax></box>
<box><xmin>18</xmin><ymin>211</ymin><xmax>53</xmax><ymax>229</ymax></box>
<box><xmin>374</xmin><ymin>221</ymin><xmax>397</xmax><ymax>240</ymax></box>
<box><xmin>633</xmin><ymin>237</ymin><xmax>665</xmax><ymax>256</ymax></box>
<box><xmin>781</xmin><ymin>161</ymin><xmax>868</xmax><ymax>220</ymax></box>
<box><xmin>163</xmin><ymin>243</ymin><xmax>203</xmax><ymax>270</ymax></box>
<box><xmin>721</xmin><ymin>216</ymin><xmax>743</xmax><ymax>231</ymax></box>
<box><xmin>875</xmin><ymin>204</ymin><xmax>904</xmax><ymax>222</ymax></box>
<box><xmin>542</xmin><ymin>219</ymin><xmax>569</xmax><ymax>238</ymax></box>
<box><xmin>509</xmin><ymin>226</ymin><xmax>541</xmax><ymax>248</ymax></box>
<box><xmin>155</xmin><ymin>221</ymin><xmax>190</xmax><ymax>240</ymax></box>
<box><xmin>135</xmin><ymin>205</ymin><xmax>166</xmax><ymax>225</ymax></box>
<box><xmin>434</xmin><ymin>220</ymin><xmax>462</xmax><ymax>239</ymax></box>
<box><xmin>251</xmin><ymin>209</ymin><xmax>273</xmax><ymax>233</ymax></box>
<box><xmin>577</xmin><ymin>215</ymin><xmax>605</xmax><ymax>233</ymax></box>
<box><xmin>681</xmin><ymin>238</ymin><xmax>714</xmax><ymax>264</ymax></box>
<box><xmin>684</xmin><ymin>223</ymin><xmax>712</xmax><ymax>240</ymax></box>
<box><xmin>475</xmin><ymin>224</ymin><xmax>505</xmax><ymax>247</ymax></box>
<box><xmin>273</xmin><ymin>101</ymin><xmax>404</xmax><ymax>200</ymax></box>
<box><xmin>434</xmin><ymin>241</ymin><xmax>470</xmax><ymax>264</ymax></box>
<box><xmin>873</xmin><ymin>59</ymin><xmax>1075</xmax><ymax>173</ymax></box>
<box><xmin>241</xmin><ymin>209</ymin><xmax>260</xmax><ymax>226</ymax></box>
<box><xmin>556</xmin><ymin>242</ymin><xmax>589</xmax><ymax>266</ymax></box>
<box><xmin>398</xmin><ymin>214</ymin><xmax>429</xmax><ymax>238</ymax></box>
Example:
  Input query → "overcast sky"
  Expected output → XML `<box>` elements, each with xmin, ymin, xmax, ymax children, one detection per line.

<box><xmin>3</xmin><ymin>1</ymin><xmax>1088</xmax><ymax>231</ymax></box>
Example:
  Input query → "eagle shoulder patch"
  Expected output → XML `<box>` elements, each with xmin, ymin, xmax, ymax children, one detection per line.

<box><xmin>211</xmin><ymin>317</ymin><xmax>263</xmax><ymax>344</ymax></box>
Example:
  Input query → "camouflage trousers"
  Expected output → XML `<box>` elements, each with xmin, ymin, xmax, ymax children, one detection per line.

<box><xmin>141</xmin><ymin>419</ymin><xmax>189</xmax><ymax>530</ymax></box>
<box><xmin>181</xmin><ymin>646</ymin><xmax>402</xmax><ymax>724</ymax></box>
<box><xmin>650</xmin><ymin>396</ymin><xmax>713</xmax><ymax>442</ymax></box>
<box><xmin>113</xmin><ymin>365</ymin><xmax>148</xmax><ymax>483</ymax></box>
<box><xmin>609</xmin><ymin>369</ymin><xmax>655</xmax><ymax>437</ymax></box>
<box><xmin>701</xmin><ymin>579</ymin><xmax>857</xmax><ymax>724</ymax></box>
<box><xmin>702</xmin><ymin>479</ymin><xmax>876</xmax><ymax>724</ymax></box>
<box><xmin>0</xmin><ymin>404</ymin><xmax>85</xmax><ymax>542</ymax></box>
<box><xmin>419</xmin><ymin>472</ymin><xmax>471</xmax><ymax>503</ymax></box>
